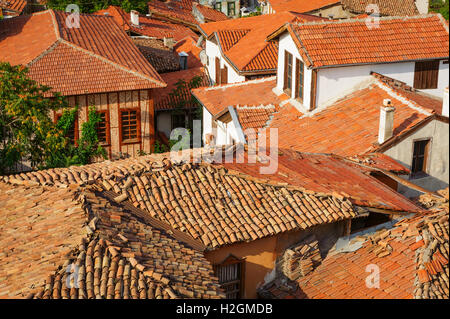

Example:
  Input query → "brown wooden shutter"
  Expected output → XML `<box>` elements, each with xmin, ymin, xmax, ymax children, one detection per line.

<box><xmin>295</xmin><ymin>58</ymin><xmax>300</xmax><ymax>98</ymax></box>
<box><xmin>215</xmin><ymin>57</ymin><xmax>221</xmax><ymax>84</ymax></box>
<box><xmin>310</xmin><ymin>69</ymin><xmax>317</xmax><ymax>110</ymax></box>
<box><xmin>221</xmin><ymin>65</ymin><xmax>228</xmax><ymax>85</ymax></box>
<box><xmin>414</xmin><ymin>60</ymin><xmax>439</xmax><ymax>89</ymax></box>
<box><xmin>283</xmin><ymin>51</ymin><xmax>288</xmax><ymax>90</ymax></box>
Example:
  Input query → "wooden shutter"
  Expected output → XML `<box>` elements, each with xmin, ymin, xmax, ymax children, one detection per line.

<box><xmin>283</xmin><ymin>51</ymin><xmax>289</xmax><ymax>90</ymax></box>
<box><xmin>310</xmin><ymin>69</ymin><xmax>318</xmax><ymax>110</ymax></box>
<box><xmin>215</xmin><ymin>57</ymin><xmax>221</xmax><ymax>84</ymax></box>
<box><xmin>295</xmin><ymin>58</ymin><xmax>304</xmax><ymax>102</ymax></box>
<box><xmin>414</xmin><ymin>60</ymin><xmax>439</xmax><ymax>89</ymax></box>
<box><xmin>221</xmin><ymin>65</ymin><xmax>228</xmax><ymax>85</ymax></box>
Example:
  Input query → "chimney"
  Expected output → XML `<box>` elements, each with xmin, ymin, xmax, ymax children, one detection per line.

<box><xmin>163</xmin><ymin>37</ymin><xmax>175</xmax><ymax>50</ymax></box>
<box><xmin>130</xmin><ymin>10</ymin><xmax>139</xmax><ymax>26</ymax></box>
<box><xmin>179</xmin><ymin>51</ymin><xmax>188</xmax><ymax>70</ymax></box>
<box><xmin>443</xmin><ymin>87</ymin><xmax>449</xmax><ymax>117</ymax></box>
<box><xmin>378</xmin><ymin>99</ymin><xmax>395</xmax><ymax>144</ymax></box>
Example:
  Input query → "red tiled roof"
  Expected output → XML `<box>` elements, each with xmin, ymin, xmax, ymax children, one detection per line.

<box><xmin>371</xmin><ymin>72</ymin><xmax>444</xmax><ymax>115</ymax></box>
<box><xmin>0</xmin><ymin>0</ymin><xmax>26</xmax><ymax>15</ymax></box>
<box><xmin>200</xmin><ymin>12</ymin><xmax>323</xmax><ymax>73</ymax></box>
<box><xmin>174</xmin><ymin>35</ymin><xmax>203</xmax><ymax>68</ymax></box>
<box><xmin>269</xmin><ymin>79</ymin><xmax>432</xmax><ymax>156</ymax></box>
<box><xmin>276</xmin><ymin>14</ymin><xmax>449</xmax><ymax>68</ymax></box>
<box><xmin>295</xmin><ymin>208</ymin><xmax>449</xmax><ymax>299</ymax></box>
<box><xmin>192</xmin><ymin>77</ymin><xmax>290</xmax><ymax>115</ymax></box>
<box><xmin>148</xmin><ymin>0</ymin><xmax>227</xmax><ymax>28</ymax></box>
<box><xmin>94</xmin><ymin>6</ymin><xmax>198</xmax><ymax>42</ymax></box>
<box><xmin>267</xmin><ymin>0</ymin><xmax>340</xmax><ymax>13</ymax></box>
<box><xmin>235</xmin><ymin>106</ymin><xmax>277</xmax><ymax>133</ymax></box>
<box><xmin>341</xmin><ymin>0</ymin><xmax>419</xmax><ymax>16</ymax></box>
<box><xmin>0</xmin><ymin>10</ymin><xmax>165</xmax><ymax>96</ymax></box>
<box><xmin>221</xmin><ymin>149</ymin><xmax>422</xmax><ymax>212</ymax></box>
<box><xmin>132</xmin><ymin>38</ymin><xmax>181</xmax><ymax>73</ymax></box>
<box><xmin>155</xmin><ymin>67</ymin><xmax>210</xmax><ymax>110</ymax></box>
<box><xmin>1</xmin><ymin>153</ymin><xmax>362</xmax><ymax>249</ymax></box>
<box><xmin>193</xmin><ymin>74</ymin><xmax>437</xmax><ymax>157</ymax></box>
<box><xmin>0</xmin><ymin>182</ymin><xmax>224</xmax><ymax>299</ymax></box>
<box><xmin>347</xmin><ymin>153</ymin><xmax>411</xmax><ymax>174</ymax></box>
<box><xmin>194</xmin><ymin>2</ymin><xmax>228</xmax><ymax>21</ymax></box>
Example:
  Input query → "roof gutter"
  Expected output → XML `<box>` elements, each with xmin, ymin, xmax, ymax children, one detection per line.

<box><xmin>311</xmin><ymin>56</ymin><xmax>450</xmax><ymax>70</ymax></box>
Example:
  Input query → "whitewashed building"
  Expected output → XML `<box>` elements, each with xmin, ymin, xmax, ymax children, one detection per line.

<box><xmin>193</xmin><ymin>14</ymin><xmax>449</xmax><ymax>195</ymax></box>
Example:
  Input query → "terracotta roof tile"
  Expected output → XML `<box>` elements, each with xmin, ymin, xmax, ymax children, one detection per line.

<box><xmin>0</xmin><ymin>10</ymin><xmax>165</xmax><ymax>96</ymax></box>
<box><xmin>268</xmin><ymin>79</ymin><xmax>432</xmax><ymax>156</ymax></box>
<box><xmin>133</xmin><ymin>37</ymin><xmax>181</xmax><ymax>73</ymax></box>
<box><xmin>294</xmin><ymin>208</ymin><xmax>449</xmax><ymax>299</ymax></box>
<box><xmin>267</xmin><ymin>0</ymin><xmax>340</xmax><ymax>13</ymax></box>
<box><xmin>95</xmin><ymin>6</ymin><xmax>198</xmax><ymax>42</ymax></box>
<box><xmin>347</xmin><ymin>153</ymin><xmax>411</xmax><ymax>174</ymax></box>
<box><xmin>1</xmin><ymin>148</ymin><xmax>423</xmax><ymax>251</ymax></box>
<box><xmin>148</xmin><ymin>0</ymin><xmax>227</xmax><ymax>28</ymax></box>
<box><xmin>193</xmin><ymin>74</ymin><xmax>436</xmax><ymax>157</ymax></box>
<box><xmin>221</xmin><ymin>149</ymin><xmax>422</xmax><ymax>212</ymax></box>
<box><xmin>0</xmin><ymin>182</ymin><xmax>224</xmax><ymax>299</ymax></box>
<box><xmin>284</xmin><ymin>14</ymin><xmax>449</xmax><ymax>68</ymax></box>
<box><xmin>0</xmin><ymin>0</ymin><xmax>26</xmax><ymax>16</ymax></box>
<box><xmin>371</xmin><ymin>72</ymin><xmax>444</xmax><ymax>115</ymax></box>
<box><xmin>341</xmin><ymin>0</ymin><xmax>419</xmax><ymax>16</ymax></box>
<box><xmin>200</xmin><ymin>12</ymin><xmax>324</xmax><ymax>72</ymax></box>
<box><xmin>192</xmin><ymin>77</ymin><xmax>285</xmax><ymax>115</ymax></box>
<box><xmin>155</xmin><ymin>67</ymin><xmax>210</xmax><ymax>110</ymax></box>
<box><xmin>174</xmin><ymin>35</ymin><xmax>203</xmax><ymax>68</ymax></box>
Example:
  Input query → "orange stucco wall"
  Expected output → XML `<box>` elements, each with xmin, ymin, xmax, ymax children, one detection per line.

<box><xmin>204</xmin><ymin>221</ymin><xmax>346</xmax><ymax>298</ymax></box>
<box><xmin>204</xmin><ymin>235</ymin><xmax>278</xmax><ymax>299</ymax></box>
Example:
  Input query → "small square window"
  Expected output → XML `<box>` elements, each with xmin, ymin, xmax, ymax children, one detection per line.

<box><xmin>120</xmin><ymin>109</ymin><xmax>140</xmax><ymax>143</ymax></box>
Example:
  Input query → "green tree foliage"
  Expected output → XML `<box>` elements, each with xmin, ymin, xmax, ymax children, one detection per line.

<box><xmin>430</xmin><ymin>0</ymin><xmax>449</xmax><ymax>20</ymax></box>
<box><xmin>0</xmin><ymin>62</ymin><xmax>106</xmax><ymax>174</ymax></box>
<box><xmin>46</xmin><ymin>0</ymin><xmax>150</xmax><ymax>13</ymax></box>
<box><xmin>0</xmin><ymin>62</ymin><xmax>67</xmax><ymax>173</ymax></box>
<box><xmin>46</xmin><ymin>106</ymin><xmax>107</xmax><ymax>168</ymax></box>
<box><xmin>169</xmin><ymin>75</ymin><xmax>204</xmax><ymax>122</ymax></box>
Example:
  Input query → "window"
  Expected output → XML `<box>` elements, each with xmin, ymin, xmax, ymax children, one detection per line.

<box><xmin>411</xmin><ymin>139</ymin><xmax>431</xmax><ymax>177</ymax></box>
<box><xmin>172</xmin><ymin>113</ymin><xmax>186</xmax><ymax>129</ymax></box>
<box><xmin>414</xmin><ymin>60</ymin><xmax>440</xmax><ymax>89</ymax></box>
<box><xmin>283</xmin><ymin>51</ymin><xmax>293</xmax><ymax>94</ymax></box>
<box><xmin>56</xmin><ymin>112</ymin><xmax>78</xmax><ymax>144</ymax></box>
<box><xmin>295</xmin><ymin>58</ymin><xmax>304</xmax><ymax>102</ymax></box>
<box><xmin>215</xmin><ymin>2</ymin><xmax>222</xmax><ymax>12</ymax></box>
<box><xmin>96</xmin><ymin>111</ymin><xmax>110</xmax><ymax>145</ymax></box>
<box><xmin>227</xmin><ymin>2</ymin><xmax>235</xmax><ymax>16</ymax></box>
<box><xmin>120</xmin><ymin>109</ymin><xmax>140</xmax><ymax>143</ymax></box>
<box><xmin>213</xmin><ymin>255</ymin><xmax>244</xmax><ymax>299</ymax></box>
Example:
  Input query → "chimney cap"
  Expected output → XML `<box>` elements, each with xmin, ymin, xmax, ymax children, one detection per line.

<box><xmin>383</xmin><ymin>99</ymin><xmax>392</xmax><ymax>107</ymax></box>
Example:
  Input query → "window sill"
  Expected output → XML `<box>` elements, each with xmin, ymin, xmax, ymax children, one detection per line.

<box><xmin>409</xmin><ymin>172</ymin><xmax>429</xmax><ymax>180</ymax></box>
<box><xmin>121</xmin><ymin>138</ymin><xmax>140</xmax><ymax>145</ymax></box>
